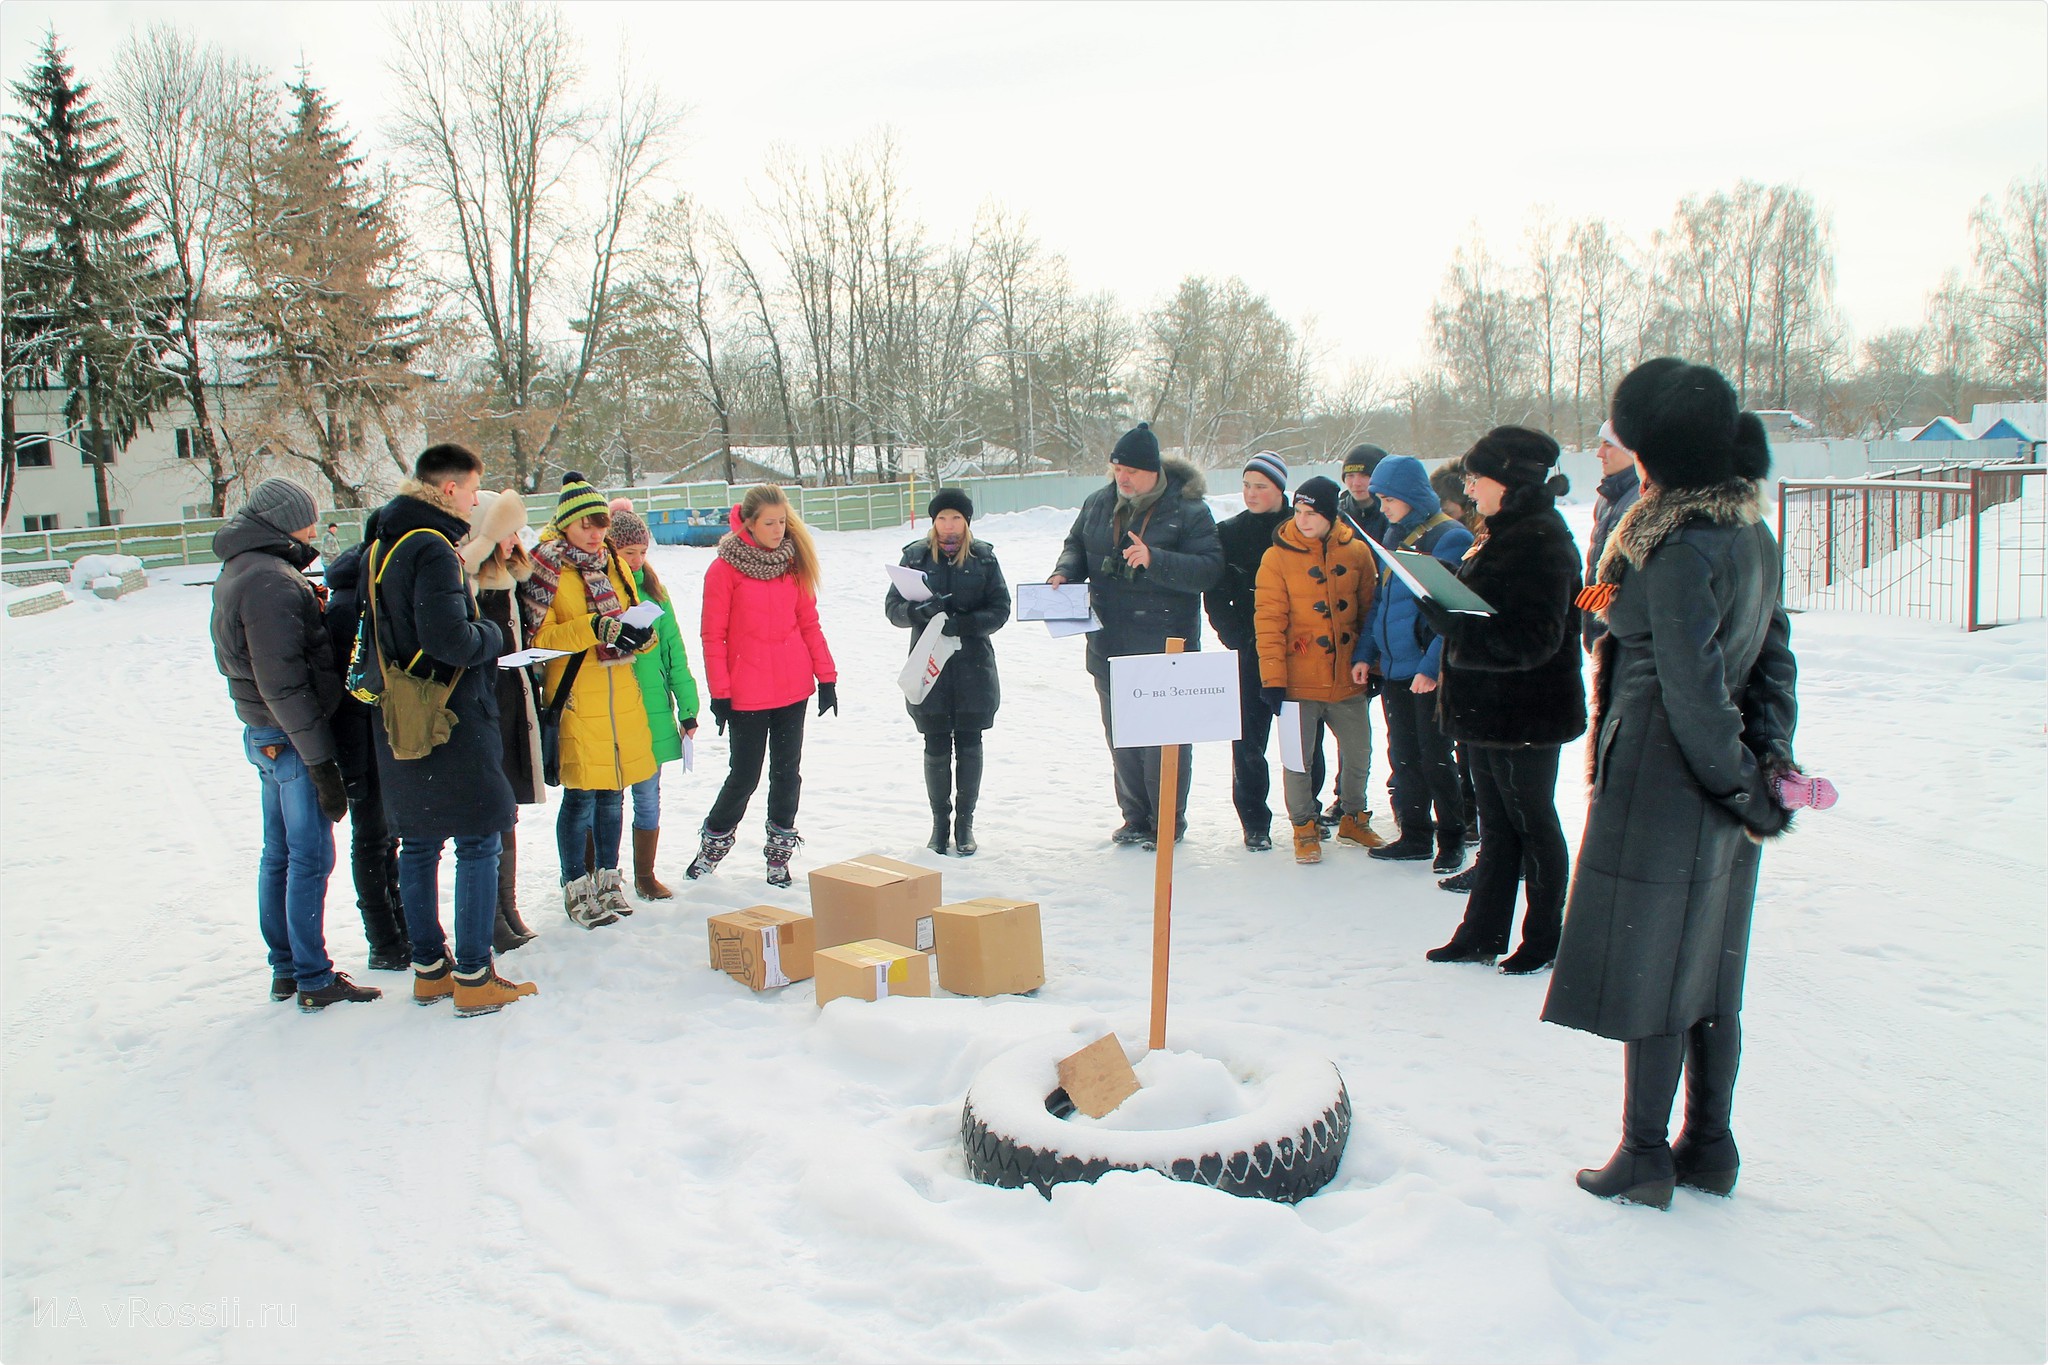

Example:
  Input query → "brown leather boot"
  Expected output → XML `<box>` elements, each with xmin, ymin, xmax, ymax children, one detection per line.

<box><xmin>453</xmin><ymin>961</ymin><xmax>538</xmax><ymax>1018</ymax></box>
<box><xmin>1292</xmin><ymin>820</ymin><xmax>1323</xmax><ymax>865</ymax></box>
<box><xmin>1336</xmin><ymin>812</ymin><xmax>1387</xmax><ymax>848</ymax></box>
<box><xmin>633</xmin><ymin>827</ymin><xmax>673</xmax><ymax>899</ymax></box>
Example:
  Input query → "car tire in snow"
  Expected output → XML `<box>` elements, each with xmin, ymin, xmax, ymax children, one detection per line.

<box><xmin>960</xmin><ymin>1029</ymin><xmax>1352</xmax><ymax>1203</ymax></box>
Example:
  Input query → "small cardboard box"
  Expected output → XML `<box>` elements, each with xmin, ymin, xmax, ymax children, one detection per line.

<box><xmin>808</xmin><ymin>854</ymin><xmax>943</xmax><ymax>953</ymax></box>
<box><xmin>812</xmin><ymin>938</ymin><xmax>933</xmax><ymax>1007</ymax></box>
<box><xmin>706</xmin><ymin>906</ymin><xmax>815</xmax><ymax>991</ymax></box>
<box><xmin>931</xmin><ymin>897</ymin><xmax>1044</xmax><ymax>996</ymax></box>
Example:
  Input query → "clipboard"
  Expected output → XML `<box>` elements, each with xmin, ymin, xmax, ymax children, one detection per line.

<box><xmin>1366</xmin><ymin>537</ymin><xmax>1495</xmax><ymax>616</ymax></box>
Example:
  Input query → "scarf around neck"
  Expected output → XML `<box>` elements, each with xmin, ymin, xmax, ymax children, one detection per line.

<box><xmin>717</xmin><ymin>529</ymin><xmax>795</xmax><ymax>582</ymax></box>
<box><xmin>1577</xmin><ymin>478</ymin><xmax>1762</xmax><ymax>616</ymax></box>
<box><xmin>521</xmin><ymin>536</ymin><xmax>637</xmax><ymax>662</ymax></box>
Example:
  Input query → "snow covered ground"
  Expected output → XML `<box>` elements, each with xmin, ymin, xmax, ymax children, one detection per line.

<box><xmin>3</xmin><ymin>500</ymin><xmax>2043</xmax><ymax>1363</ymax></box>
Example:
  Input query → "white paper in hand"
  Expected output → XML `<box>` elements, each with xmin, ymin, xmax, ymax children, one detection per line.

<box><xmin>886</xmin><ymin>563</ymin><xmax>934</xmax><ymax>602</ymax></box>
<box><xmin>1278</xmin><ymin>701</ymin><xmax>1307</xmax><ymax>773</ymax></box>
<box><xmin>1044</xmin><ymin>611</ymin><xmax>1102</xmax><ymax>638</ymax></box>
<box><xmin>681</xmin><ymin>735</ymin><xmax>694</xmax><ymax>773</ymax></box>
<box><xmin>498</xmin><ymin>647</ymin><xmax>571</xmax><ymax>668</ymax></box>
<box><xmin>1016</xmin><ymin>582</ymin><xmax>1092</xmax><ymax>620</ymax></box>
<box><xmin>515</xmin><ymin>524</ymin><xmax>541</xmax><ymax>553</ymax></box>
<box><xmin>620</xmin><ymin>601</ymin><xmax>664</xmax><ymax>630</ymax></box>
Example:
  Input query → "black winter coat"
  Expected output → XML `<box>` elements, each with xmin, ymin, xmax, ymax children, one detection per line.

<box><xmin>364</xmin><ymin>484</ymin><xmax>514</xmax><ymax>840</ymax></box>
<box><xmin>1544</xmin><ymin>481</ymin><xmax>1797</xmax><ymax>1041</ymax></box>
<box><xmin>1338</xmin><ymin>489</ymin><xmax>1389</xmax><ymax>546</ymax></box>
<box><xmin>478</xmin><ymin>585</ymin><xmax>544</xmax><ymax>804</ymax></box>
<box><xmin>1582</xmin><ymin>466</ymin><xmax>1642</xmax><ymax>649</ymax></box>
<box><xmin>1432</xmin><ymin>495</ymin><xmax>1587</xmax><ymax>748</ymax></box>
<box><xmin>210</xmin><ymin>509</ymin><xmax>342</xmax><ymax>765</ymax></box>
<box><xmin>1203</xmin><ymin>507</ymin><xmax>1288</xmax><ymax>652</ymax></box>
<box><xmin>884</xmin><ymin>538</ymin><xmax>1012</xmax><ymax>733</ymax></box>
<box><xmin>1052</xmin><ymin>459</ymin><xmax>1223</xmax><ymax>678</ymax></box>
<box><xmin>320</xmin><ymin>531</ymin><xmax>380</xmax><ymax>796</ymax></box>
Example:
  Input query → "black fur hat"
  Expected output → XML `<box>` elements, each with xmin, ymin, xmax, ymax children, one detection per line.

<box><xmin>927</xmin><ymin>487</ymin><xmax>974</xmax><ymax>522</ymax></box>
<box><xmin>1611</xmin><ymin>357</ymin><xmax>1771</xmax><ymax>490</ymax></box>
<box><xmin>1464</xmin><ymin>426</ymin><xmax>1569</xmax><ymax>498</ymax></box>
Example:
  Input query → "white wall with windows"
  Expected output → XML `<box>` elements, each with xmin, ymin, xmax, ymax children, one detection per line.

<box><xmin>9</xmin><ymin>388</ymin><xmax>218</xmax><ymax>531</ymax></box>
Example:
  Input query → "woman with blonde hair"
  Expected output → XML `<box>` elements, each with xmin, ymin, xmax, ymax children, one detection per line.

<box><xmin>690</xmin><ymin>483</ymin><xmax>838</xmax><ymax>887</ymax></box>
<box><xmin>460</xmin><ymin>488</ymin><xmax>545</xmax><ymax>951</ymax></box>
<box><xmin>884</xmin><ymin>489</ymin><xmax>1010</xmax><ymax>855</ymax></box>
<box><xmin>518</xmin><ymin>473</ymin><xmax>659</xmax><ymax>928</ymax></box>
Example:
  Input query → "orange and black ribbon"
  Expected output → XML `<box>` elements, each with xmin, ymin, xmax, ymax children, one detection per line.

<box><xmin>1576</xmin><ymin>583</ymin><xmax>1617</xmax><ymax>614</ymax></box>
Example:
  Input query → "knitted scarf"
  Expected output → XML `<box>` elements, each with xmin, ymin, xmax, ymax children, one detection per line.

<box><xmin>521</xmin><ymin>535</ymin><xmax>636</xmax><ymax>662</ymax></box>
<box><xmin>717</xmin><ymin>530</ymin><xmax>795</xmax><ymax>582</ymax></box>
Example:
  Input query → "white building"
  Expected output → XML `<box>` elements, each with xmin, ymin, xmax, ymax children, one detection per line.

<box><xmin>8</xmin><ymin>386</ymin><xmax>221</xmax><ymax>532</ymax></box>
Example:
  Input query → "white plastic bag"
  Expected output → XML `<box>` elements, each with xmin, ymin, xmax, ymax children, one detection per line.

<box><xmin>897</xmin><ymin>613</ymin><xmax>962</xmax><ymax>704</ymax></box>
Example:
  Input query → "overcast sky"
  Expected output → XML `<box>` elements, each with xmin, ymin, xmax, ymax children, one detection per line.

<box><xmin>3</xmin><ymin>1</ymin><xmax>2044</xmax><ymax>376</ymax></box>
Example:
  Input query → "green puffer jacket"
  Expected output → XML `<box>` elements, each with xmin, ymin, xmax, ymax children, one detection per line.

<box><xmin>631</xmin><ymin>570</ymin><xmax>701</xmax><ymax>764</ymax></box>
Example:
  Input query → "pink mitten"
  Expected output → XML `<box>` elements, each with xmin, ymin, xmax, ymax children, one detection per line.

<box><xmin>1774</xmin><ymin>771</ymin><xmax>1838</xmax><ymax>811</ymax></box>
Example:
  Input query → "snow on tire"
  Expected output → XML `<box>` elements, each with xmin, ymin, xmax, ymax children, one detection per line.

<box><xmin>961</xmin><ymin>1027</ymin><xmax>1351</xmax><ymax>1203</ymax></box>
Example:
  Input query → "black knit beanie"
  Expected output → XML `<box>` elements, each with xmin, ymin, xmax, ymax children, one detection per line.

<box><xmin>927</xmin><ymin>487</ymin><xmax>974</xmax><ymax>522</ymax></box>
<box><xmin>1110</xmin><ymin>422</ymin><xmax>1162</xmax><ymax>472</ymax></box>
<box><xmin>1464</xmin><ymin>426</ymin><xmax>1569</xmax><ymax>497</ymax></box>
<box><xmin>1341</xmin><ymin>444</ymin><xmax>1389</xmax><ymax>478</ymax></box>
<box><xmin>1610</xmin><ymin>357</ymin><xmax>1772</xmax><ymax>490</ymax></box>
<box><xmin>1292</xmin><ymin>475</ymin><xmax>1341</xmax><ymax>526</ymax></box>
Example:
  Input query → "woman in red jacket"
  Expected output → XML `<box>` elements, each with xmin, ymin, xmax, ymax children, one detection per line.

<box><xmin>688</xmin><ymin>484</ymin><xmax>839</xmax><ymax>887</ymax></box>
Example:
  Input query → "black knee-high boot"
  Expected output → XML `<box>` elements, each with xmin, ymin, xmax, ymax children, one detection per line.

<box><xmin>1576</xmin><ymin>1033</ymin><xmax>1683</xmax><ymax>1208</ymax></box>
<box><xmin>923</xmin><ymin>746</ymin><xmax>951</xmax><ymax>855</ymax></box>
<box><xmin>953</xmin><ymin>736</ymin><xmax>983</xmax><ymax>856</ymax></box>
<box><xmin>1673</xmin><ymin>1015</ymin><xmax>1741</xmax><ymax>1194</ymax></box>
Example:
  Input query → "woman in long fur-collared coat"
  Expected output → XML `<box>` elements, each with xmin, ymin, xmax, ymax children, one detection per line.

<box><xmin>461</xmin><ymin>489</ymin><xmax>546</xmax><ymax>952</ymax></box>
<box><xmin>1543</xmin><ymin>358</ymin><xmax>1802</xmax><ymax>1210</ymax></box>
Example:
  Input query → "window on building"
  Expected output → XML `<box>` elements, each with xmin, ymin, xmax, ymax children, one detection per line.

<box><xmin>175</xmin><ymin>428</ymin><xmax>199</xmax><ymax>459</ymax></box>
<box><xmin>79</xmin><ymin>431</ymin><xmax>115</xmax><ymax>465</ymax></box>
<box><xmin>180</xmin><ymin>503</ymin><xmax>212</xmax><ymax>520</ymax></box>
<box><xmin>13</xmin><ymin>433</ymin><xmax>52</xmax><ymax>468</ymax></box>
<box><xmin>86</xmin><ymin>508</ymin><xmax>126</xmax><ymax>527</ymax></box>
<box><xmin>22</xmin><ymin>513</ymin><xmax>59</xmax><ymax>532</ymax></box>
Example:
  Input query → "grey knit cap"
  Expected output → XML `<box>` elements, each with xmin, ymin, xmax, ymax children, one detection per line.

<box><xmin>244</xmin><ymin>478</ymin><xmax>318</xmax><ymax>533</ymax></box>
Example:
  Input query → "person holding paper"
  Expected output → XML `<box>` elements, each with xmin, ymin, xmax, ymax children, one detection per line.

<box><xmin>1416</xmin><ymin>428</ymin><xmax>1585</xmax><ymax>975</ymax></box>
<box><xmin>1049</xmin><ymin>422</ymin><xmax>1222</xmax><ymax>849</ymax></box>
<box><xmin>692</xmin><ymin>484</ymin><xmax>839</xmax><ymax>888</ymax></box>
<box><xmin>1544</xmin><ymin>359</ymin><xmax>1799</xmax><ymax>1209</ymax></box>
<box><xmin>1203</xmin><ymin>451</ymin><xmax>1295</xmax><ymax>851</ymax></box>
<box><xmin>459</xmin><ymin>487</ymin><xmax>545</xmax><ymax>953</ymax></box>
<box><xmin>608</xmin><ymin>509</ymin><xmax>701</xmax><ymax>900</ymax></box>
<box><xmin>1253</xmin><ymin>476</ymin><xmax>1379</xmax><ymax>866</ymax></box>
<box><xmin>520</xmin><ymin>474</ymin><xmax>660</xmax><ymax>929</ymax></box>
<box><xmin>884</xmin><ymin>489</ymin><xmax>1011</xmax><ymax>856</ymax></box>
<box><xmin>1349</xmin><ymin>456</ymin><xmax>1474</xmax><ymax>873</ymax></box>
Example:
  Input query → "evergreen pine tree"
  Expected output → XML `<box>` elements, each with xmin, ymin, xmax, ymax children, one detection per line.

<box><xmin>3</xmin><ymin>34</ymin><xmax>177</xmax><ymax>527</ymax></box>
<box><xmin>224</xmin><ymin>74</ymin><xmax>423</xmax><ymax>506</ymax></box>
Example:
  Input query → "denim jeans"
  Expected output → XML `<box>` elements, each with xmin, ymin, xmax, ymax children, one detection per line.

<box><xmin>244</xmin><ymin>726</ymin><xmax>336</xmax><ymax>990</ymax></box>
<box><xmin>557</xmin><ymin>788</ymin><xmax>623</xmax><ymax>880</ymax></box>
<box><xmin>398</xmin><ymin>832</ymin><xmax>502</xmax><ymax>975</ymax></box>
<box><xmin>629</xmin><ymin>770</ymin><xmax>661</xmax><ymax>832</ymax></box>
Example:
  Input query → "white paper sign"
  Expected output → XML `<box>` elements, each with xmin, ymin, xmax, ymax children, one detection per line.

<box><xmin>1278</xmin><ymin>701</ymin><xmax>1307</xmax><ymax>773</ymax></box>
<box><xmin>1016</xmin><ymin>582</ymin><xmax>1093</xmax><ymax>620</ymax></box>
<box><xmin>497</xmin><ymin>647</ymin><xmax>571</xmax><ymax>668</ymax></box>
<box><xmin>1044</xmin><ymin>611</ymin><xmax>1102</xmax><ymax>638</ymax></box>
<box><xmin>681</xmin><ymin>735</ymin><xmax>694</xmax><ymax>773</ymax></box>
<box><xmin>1108</xmin><ymin>649</ymin><xmax>1242</xmax><ymax>749</ymax></box>
<box><xmin>885</xmin><ymin>563</ymin><xmax>933</xmax><ymax>602</ymax></box>
<box><xmin>621</xmin><ymin>600</ymin><xmax>665</xmax><ymax>629</ymax></box>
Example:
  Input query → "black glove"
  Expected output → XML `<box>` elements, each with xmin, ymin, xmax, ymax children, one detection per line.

<box><xmin>681</xmin><ymin>716</ymin><xmax>699</xmax><ymax>736</ymax></box>
<box><xmin>909</xmin><ymin>593</ymin><xmax>953</xmax><ymax>626</ymax></box>
<box><xmin>1261</xmin><ymin>686</ymin><xmax>1287</xmax><ymax>717</ymax></box>
<box><xmin>308</xmin><ymin>759</ymin><xmax>349</xmax><ymax>824</ymax></box>
<box><xmin>816</xmin><ymin>681</ymin><xmax>839</xmax><ymax>716</ymax></box>
<box><xmin>590</xmin><ymin>613</ymin><xmax>626</xmax><ymax>647</ymax></box>
<box><xmin>615</xmin><ymin>620</ymin><xmax>655</xmax><ymax>653</ymax></box>
<box><xmin>940</xmin><ymin>615</ymin><xmax>965</xmax><ymax>637</ymax></box>
<box><xmin>709</xmin><ymin>697</ymin><xmax>732</xmax><ymax>736</ymax></box>
<box><xmin>1415</xmin><ymin>598</ymin><xmax>1457</xmax><ymax>639</ymax></box>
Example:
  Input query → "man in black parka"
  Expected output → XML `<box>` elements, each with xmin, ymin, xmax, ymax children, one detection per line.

<box><xmin>365</xmin><ymin>443</ymin><xmax>533</xmax><ymax>1018</ymax></box>
<box><xmin>1203</xmin><ymin>451</ymin><xmax>1292</xmax><ymax>850</ymax></box>
<box><xmin>1050</xmin><ymin>422</ymin><xmax>1223</xmax><ymax>848</ymax></box>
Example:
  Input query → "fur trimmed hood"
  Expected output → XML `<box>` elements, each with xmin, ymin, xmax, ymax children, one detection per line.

<box><xmin>1595</xmin><ymin>478</ymin><xmax>1763</xmax><ymax>586</ymax></box>
<box><xmin>1163</xmin><ymin>456</ymin><xmax>1207</xmax><ymax>500</ymax></box>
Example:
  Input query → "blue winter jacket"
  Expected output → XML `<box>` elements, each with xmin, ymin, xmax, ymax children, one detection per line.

<box><xmin>1351</xmin><ymin>457</ymin><xmax>1475</xmax><ymax>682</ymax></box>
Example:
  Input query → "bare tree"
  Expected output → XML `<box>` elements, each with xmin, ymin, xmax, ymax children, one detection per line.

<box><xmin>1970</xmin><ymin>175</ymin><xmax>2047</xmax><ymax>396</ymax></box>
<box><xmin>386</xmin><ymin>1</ymin><xmax>676</xmax><ymax>491</ymax></box>
<box><xmin>713</xmin><ymin>219</ymin><xmax>802</xmax><ymax>479</ymax></box>
<box><xmin>108</xmin><ymin>24</ymin><xmax>259</xmax><ymax>515</ymax></box>
<box><xmin>1429</xmin><ymin>236</ymin><xmax>1533</xmax><ymax>434</ymax></box>
<box><xmin>1524</xmin><ymin>210</ymin><xmax>1567</xmax><ymax>435</ymax></box>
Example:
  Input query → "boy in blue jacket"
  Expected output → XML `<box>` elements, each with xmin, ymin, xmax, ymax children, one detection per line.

<box><xmin>1349</xmin><ymin>456</ymin><xmax>1475</xmax><ymax>873</ymax></box>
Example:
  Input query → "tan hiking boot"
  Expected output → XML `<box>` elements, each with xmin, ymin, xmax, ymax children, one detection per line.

<box><xmin>1292</xmin><ymin>820</ymin><xmax>1323</xmax><ymax>865</ymax></box>
<box><xmin>452</xmin><ymin>963</ymin><xmax>538</xmax><ymax>1018</ymax></box>
<box><xmin>413</xmin><ymin>957</ymin><xmax>455</xmax><ymax>1006</ymax></box>
<box><xmin>1336</xmin><ymin>812</ymin><xmax>1386</xmax><ymax>848</ymax></box>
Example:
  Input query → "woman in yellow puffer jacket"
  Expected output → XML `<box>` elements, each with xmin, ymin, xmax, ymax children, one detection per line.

<box><xmin>518</xmin><ymin>473</ymin><xmax>658</xmax><ymax>929</ymax></box>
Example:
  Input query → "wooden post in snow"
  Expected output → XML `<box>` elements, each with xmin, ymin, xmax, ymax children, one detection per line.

<box><xmin>1149</xmin><ymin>636</ymin><xmax>1184</xmax><ymax>1051</ymax></box>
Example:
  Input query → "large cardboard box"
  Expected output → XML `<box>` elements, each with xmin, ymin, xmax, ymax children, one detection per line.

<box><xmin>706</xmin><ymin>906</ymin><xmax>815</xmax><ymax>991</ymax></box>
<box><xmin>932</xmin><ymin>897</ymin><xmax>1044</xmax><ymax>996</ymax></box>
<box><xmin>813</xmin><ymin>939</ymin><xmax>933</xmax><ymax>1007</ymax></box>
<box><xmin>808</xmin><ymin>855</ymin><xmax>942</xmax><ymax>953</ymax></box>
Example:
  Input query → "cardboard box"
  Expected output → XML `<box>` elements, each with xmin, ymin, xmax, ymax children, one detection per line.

<box><xmin>808</xmin><ymin>855</ymin><xmax>942</xmax><ymax>953</ymax></box>
<box><xmin>813</xmin><ymin>939</ymin><xmax>933</xmax><ymax>1007</ymax></box>
<box><xmin>931</xmin><ymin>897</ymin><xmax>1044</xmax><ymax>996</ymax></box>
<box><xmin>706</xmin><ymin>906</ymin><xmax>815</xmax><ymax>991</ymax></box>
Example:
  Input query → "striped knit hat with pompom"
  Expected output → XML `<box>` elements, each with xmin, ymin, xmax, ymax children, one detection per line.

<box><xmin>553</xmin><ymin>471</ymin><xmax>609</xmax><ymax>530</ymax></box>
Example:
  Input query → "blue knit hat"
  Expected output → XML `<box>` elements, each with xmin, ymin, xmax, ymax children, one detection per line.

<box><xmin>1242</xmin><ymin>451</ymin><xmax>1289</xmax><ymax>494</ymax></box>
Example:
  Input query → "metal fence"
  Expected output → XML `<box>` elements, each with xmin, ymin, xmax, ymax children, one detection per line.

<box><xmin>0</xmin><ymin>469</ymin><xmax>1118</xmax><ymax>573</ymax></box>
<box><xmin>1777</xmin><ymin>463</ymin><xmax>2046</xmax><ymax>630</ymax></box>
